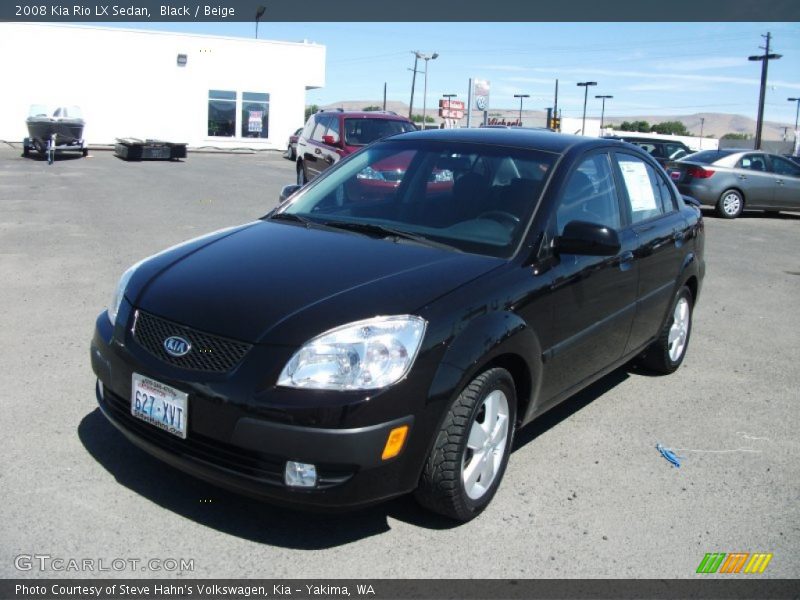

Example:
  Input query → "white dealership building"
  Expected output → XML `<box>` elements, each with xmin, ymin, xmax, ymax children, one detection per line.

<box><xmin>0</xmin><ymin>23</ymin><xmax>325</xmax><ymax>149</ymax></box>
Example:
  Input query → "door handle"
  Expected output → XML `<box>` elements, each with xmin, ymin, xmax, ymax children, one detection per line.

<box><xmin>775</xmin><ymin>179</ymin><xmax>784</xmax><ymax>185</ymax></box>
<box><xmin>737</xmin><ymin>174</ymin><xmax>747</xmax><ymax>180</ymax></box>
<box><xmin>672</xmin><ymin>231</ymin><xmax>685</xmax><ymax>246</ymax></box>
<box><xmin>618</xmin><ymin>251</ymin><xmax>634</xmax><ymax>272</ymax></box>
<box><xmin>314</xmin><ymin>148</ymin><xmax>322</xmax><ymax>155</ymax></box>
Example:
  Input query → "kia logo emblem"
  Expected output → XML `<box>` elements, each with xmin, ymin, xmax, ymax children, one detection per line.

<box><xmin>164</xmin><ymin>336</ymin><xmax>191</xmax><ymax>357</ymax></box>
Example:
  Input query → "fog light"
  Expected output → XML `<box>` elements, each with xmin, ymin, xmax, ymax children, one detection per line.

<box><xmin>285</xmin><ymin>461</ymin><xmax>317</xmax><ymax>487</ymax></box>
<box><xmin>382</xmin><ymin>425</ymin><xmax>409</xmax><ymax>460</ymax></box>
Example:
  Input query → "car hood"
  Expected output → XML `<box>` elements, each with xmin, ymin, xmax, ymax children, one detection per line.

<box><xmin>128</xmin><ymin>220</ymin><xmax>502</xmax><ymax>345</ymax></box>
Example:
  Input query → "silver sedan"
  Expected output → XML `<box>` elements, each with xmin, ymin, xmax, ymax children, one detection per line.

<box><xmin>667</xmin><ymin>149</ymin><xmax>800</xmax><ymax>218</ymax></box>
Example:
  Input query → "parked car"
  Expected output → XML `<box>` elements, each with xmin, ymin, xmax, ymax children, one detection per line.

<box><xmin>605</xmin><ymin>136</ymin><xmax>693</xmax><ymax>169</ymax></box>
<box><xmin>285</xmin><ymin>127</ymin><xmax>302</xmax><ymax>161</ymax></box>
<box><xmin>295</xmin><ymin>109</ymin><xmax>416</xmax><ymax>184</ymax></box>
<box><xmin>667</xmin><ymin>149</ymin><xmax>800</xmax><ymax>218</ymax></box>
<box><xmin>91</xmin><ymin>129</ymin><xmax>704</xmax><ymax>521</ymax></box>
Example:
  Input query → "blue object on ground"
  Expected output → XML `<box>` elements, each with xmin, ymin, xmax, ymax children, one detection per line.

<box><xmin>656</xmin><ymin>443</ymin><xmax>681</xmax><ymax>468</ymax></box>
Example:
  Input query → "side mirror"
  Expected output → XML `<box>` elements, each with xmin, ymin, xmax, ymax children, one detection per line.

<box><xmin>555</xmin><ymin>220</ymin><xmax>621</xmax><ymax>256</ymax></box>
<box><xmin>322</xmin><ymin>134</ymin><xmax>339</xmax><ymax>147</ymax></box>
<box><xmin>279</xmin><ymin>184</ymin><xmax>302</xmax><ymax>202</ymax></box>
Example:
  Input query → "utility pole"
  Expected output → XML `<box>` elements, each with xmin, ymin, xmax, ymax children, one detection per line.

<box><xmin>595</xmin><ymin>95</ymin><xmax>613</xmax><ymax>130</ymax></box>
<box><xmin>383</xmin><ymin>82</ymin><xmax>387</xmax><ymax>111</ymax></box>
<box><xmin>408</xmin><ymin>52</ymin><xmax>421</xmax><ymax>120</ymax></box>
<box><xmin>577</xmin><ymin>81</ymin><xmax>597</xmax><ymax>136</ymax></box>
<box><xmin>748</xmin><ymin>32</ymin><xmax>781</xmax><ymax>150</ymax></box>
<box><xmin>254</xmin><ymin>5</ymin><xmax>265</xmax><ymax>39</ymax></box>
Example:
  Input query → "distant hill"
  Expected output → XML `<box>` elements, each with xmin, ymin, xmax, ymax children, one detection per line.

<box><xmin>318</xmin><ymin>101</ymin><xmax>794</xmax><ymax>141</ymax></box>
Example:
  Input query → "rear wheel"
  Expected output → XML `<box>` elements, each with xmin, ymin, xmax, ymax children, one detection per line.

<box><xmin>415</xmin><ymin>367</ymin><xmax>516</xmax><ymax>522</ymax></box>
<box><xmin>716</xmin><ymin>189</ymin><xmax>743</xmax><ymax>219</ymax></box>
<box><xmin>638</xmin><ymin>286</ymin><xmax>693</xmax><ymax>374</ymax></box>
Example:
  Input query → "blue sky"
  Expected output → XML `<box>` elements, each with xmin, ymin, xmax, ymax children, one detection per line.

<box><xmin>101</xmin><ymin>21</ymin><xmax>800</xmax><ymax>125</ymax></box>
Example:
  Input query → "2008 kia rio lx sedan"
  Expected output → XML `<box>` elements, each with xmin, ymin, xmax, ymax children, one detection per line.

<box><xmin>91</xmin><ymin>129</ymin><xmax>704</xmax><ymax>521</ymax></box>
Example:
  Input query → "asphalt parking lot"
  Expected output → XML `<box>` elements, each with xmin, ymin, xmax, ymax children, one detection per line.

<box><xmin>0</xmin><ymin>145</ymin><xmax>798</xmax><ymax>579</ymax></box>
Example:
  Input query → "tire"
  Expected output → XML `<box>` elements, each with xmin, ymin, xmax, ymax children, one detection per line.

<box><xmin>296</xmin><ymin>161</ymin><xmax>307</xmax><ymax>185</ymax></box>
<box><xmin>716</xmin><ymin>189</ymin><xmax>743</xmax><ymax>219</ymax></box>
<box><xmin>22</xmin><ymin>142</ymin><xmax>29</xmax><ymax>158</ymax></box>
<box><xmin>415</xmin><ymin>367</ymin><xmax>517</xmax><ymax>522</ymax></box>
<box><xmin>288</xmin><ymin>145</ymin><xmax>296</xmax><ymax>161</ymax></box>
<box><xmin>639</xmin><ymin>286</ymin><xmax>693</xmax><ymax>374</ymax></box>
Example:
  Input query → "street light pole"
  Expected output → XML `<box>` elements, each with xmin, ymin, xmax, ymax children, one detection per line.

<box><xmin>254</xmin><ymin>5</ymin><xmax>265</xmax><ymax>39</ymax></box>
<box><xmin>595</xmin><ymin>95</ymin><xmax>612</xmax><ymax>130</ymax></box>
<box><xmin>699</xmin><ymin>117</ymin><xmax>705</xmax><ymax>149</ymax></box>
<box><xmin>788</xmin><ymin>97</ymin><xmax>800</xmax><ymax>131</ymax></box>
<box><xmin>748</xmin><ymin>32</ymin><xmax>782</xmax><ymax>150</ymax></box>
<box><xmin>577</xmin><ymin>81</ymin><xmax>597</xmax><ymax>136</ymax></box>
<box><xmin>514</xmin><ymin>94</ymin><xmax>530</xmax><ymax>126</ymax></box>
<box><xmin>421</xmin><ymin>52</ymin><xmax>438</xmax><ymax>130</ymax></box>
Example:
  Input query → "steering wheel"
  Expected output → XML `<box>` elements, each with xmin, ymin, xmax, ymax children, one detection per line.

<box><xmin>478</xmin><ymin>211</ymin><xmax>520</xmax><ymax>228</ymax></box>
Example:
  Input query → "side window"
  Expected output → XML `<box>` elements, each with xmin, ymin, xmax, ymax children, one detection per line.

<box><xmin>770</xmin><ymin>156</ymin><xmax>800</xmax><ymax>177</ymax></box>
<box><xmin>326</xmin><ymin>117</ymin><xmax>341</xmax><ymax>144</ymax></box>
<box><xmin>556</xmin><ymin>153</ymin><xmax>621</xmax><ymax>235</ymax></box>
<box><xmin>311</xmin><ymin>116</ymin><xmax>332</xmax><ymax>143</ymax></box>
<box><xmin>664</xmin><ymin>143</ymin><xmax>690</xmax><ymax>160</ymax></box>
<box><xmin>301</xmin><ymin>116</ymin><xmax>316</xmax><ymax>140</ymax></box>
<box><xmin>616</xmin><ymin>153</ymin><xmax>668</xmax><ymax>223</ymax></box>
<box><xmin>738</xmin><ymin>154</ymin><xmax>767</xmax><ymax>172</ymax></box>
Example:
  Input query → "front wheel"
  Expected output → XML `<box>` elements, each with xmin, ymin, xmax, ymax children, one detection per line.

<box><xmin>639</xmin><ymin>286</ymin><xmax>693</xmax><ymax>374</ymax></box>
<box><xmin>716</xmin><ymin>189</ymin><xmax>743</xmax><ymax>219</ymax></box>
<box><xmin>296</xmin><ymin>161</ymin><xmax>307</xmax><ymax>185</ymax></box>
<box><xmin>415</xmin><ymin>367</ymin><xmax>516</xmax><ymax>522</ymax></box>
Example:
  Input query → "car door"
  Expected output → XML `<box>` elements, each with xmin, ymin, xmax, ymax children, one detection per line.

<box><xmin>733</xmin><ymin>153</ymin><xmax>775</xmax><ymax>208</ymax></box>
<box><xmin>539</xmin><ymin>151</ymin><xmax>638</xmax><ymax>402</ymax></box>
<box><xmin>612</xmin><ymin>151</ymin><xmax>690</xmax><ymax>353</ymax></box>
<box><xmin>317</xmin><ymin>115</ymin><xmax>342</xmax><ymax>177</ymax></box>
<box><xmin>303</xmin><ymin>115</ymin><xmax>334</xmax><ymax>180</ymax></box>
<box><xmin>768</xmin><ymin>155</ymin><xmax>800</xmax><ymax>210</ymax></box>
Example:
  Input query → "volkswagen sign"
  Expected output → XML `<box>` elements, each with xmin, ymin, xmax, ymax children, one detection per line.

<box><xmin>164</xmin><ymin>336</ymin><xmax>191</xmax><ymax>357</ymax></box>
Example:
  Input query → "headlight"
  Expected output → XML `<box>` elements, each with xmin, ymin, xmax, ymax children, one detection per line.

<box><xmin>278</xmin><ymin>315</ymin><xmax>427</xmax><ymax>390</ymax></box>
<box><xmin>108</xmin><ymin>262</ymin><xmax>141</xmax><ymax>326</ymax></box>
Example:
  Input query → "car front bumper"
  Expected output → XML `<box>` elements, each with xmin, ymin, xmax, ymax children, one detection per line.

<box><xmin>90</xmin><ymin>309</ymin><xmax>426</xmax><ymax>509</ymax></box>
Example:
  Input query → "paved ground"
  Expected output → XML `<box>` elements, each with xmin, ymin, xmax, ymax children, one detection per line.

<box><xmin>0</xmin><ymin>145</ymin><xmax>798</xmax><ymax>579</ymax></box>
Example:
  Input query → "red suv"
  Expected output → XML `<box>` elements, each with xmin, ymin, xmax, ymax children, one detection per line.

<box><xmin>296</xmin><ymin>110</ymin><xmax>416</xmax><ymax>184</ymax></box>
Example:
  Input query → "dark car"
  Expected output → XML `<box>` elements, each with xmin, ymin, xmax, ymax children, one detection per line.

<box><xmin>285</xmin><ymin>127</ymin><xmax>303</xmax><ymax>161</ymax></box>
<box><xmin>295</xmin><ymin>109</ymin><xmax>416</xmax><ymax>185</ymax></box>
<box><xmin>667</xmin><ymin>149</ymin><xmax>800</xmax><ymax>218</ymax></box>
<box><xmin>91</xmin><ymin>129</ymin><xmax>704</xmax><ymax>521</ymax></box>
<box><xmin>605</xmin><ymin>136</ymin><xmax>693</xmax><ymax>169</ymax></box>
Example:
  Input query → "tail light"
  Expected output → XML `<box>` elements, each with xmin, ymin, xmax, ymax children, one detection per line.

<box><xmin>687</xmin><ymin>166</ymin><xmax>715</xmax><ymax>179</ymax></box>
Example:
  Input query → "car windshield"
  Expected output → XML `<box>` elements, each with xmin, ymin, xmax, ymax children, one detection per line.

<box><xmin>343</xmin><ymin>119</ymin><xmax>417</xmax><ymax>146</ymax></box>
<box><xmin>277</xmin><ymin>140</ymin><xmax>557</xmax><ymax>258</ymax></box>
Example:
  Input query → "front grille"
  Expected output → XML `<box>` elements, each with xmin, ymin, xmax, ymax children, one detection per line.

<box><xmin>132</xmin><ymin>309</ymin><xmax>252</xmax><ymax>372</ymax></box>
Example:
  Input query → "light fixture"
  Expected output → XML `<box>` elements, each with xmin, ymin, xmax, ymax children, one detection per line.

<box><xmin>176</xmin><ymin>54</ymin><xmax>187</xmax><ymax>66</ymax></box>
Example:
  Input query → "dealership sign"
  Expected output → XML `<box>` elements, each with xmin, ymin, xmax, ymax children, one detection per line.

<box><xmin>439</xmin><ymin>99</ymin><xmax>465</xmax><ymax>119</ymax></box>
<box><xmin>473</xmin><ymin>80</ymin><xmax>490</xmax><ymax>111</ymax></box>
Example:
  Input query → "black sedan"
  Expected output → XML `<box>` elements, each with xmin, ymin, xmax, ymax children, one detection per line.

<box><xmin>91</xmin><ymin>129</ymin><xmax>705</xmax><ymax>521</ymax></box>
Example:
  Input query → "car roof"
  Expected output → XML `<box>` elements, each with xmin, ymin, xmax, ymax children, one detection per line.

<box><xmin>604</xmin><ymin>135</ymin><xmax>688</xmax><ymax>145</ymax></box>
<box><xmin>317</xmin><ymin>110</ymin><xmax>411</xmax><ymax>122</ymax></box>
<box><xmin>390</xmin><ymin>128</ymin><xmax>625</xmax><ymax>154</ymax></box>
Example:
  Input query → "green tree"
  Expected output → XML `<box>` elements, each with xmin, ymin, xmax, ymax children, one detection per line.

<box><xmin>411</xmin><ymin>115</ymin><xmax>435</xmax><ymax>123</ymax></box>
<box><xmin>362</xmin><ymin>106</ymin><xmax>382</xmax><ymax>111</ymax></box>
<box><xmin>650</xmin><ymin>121</ymin><xmax>690</xmax><ymax>135</ymax></box>
<box><xmin>721</xmin><ymin>132</ymin><xmax>752</xmax><ymax>140</ymax></box>
<box><xmin>304</xmin><ymin>104</ymin><xmax>320</xmax><ymax>120</ymax></box>
<box><xmin>620</xmin><ymin>120</ymin><xmax>651</xmax><ymax>132</ymax></box>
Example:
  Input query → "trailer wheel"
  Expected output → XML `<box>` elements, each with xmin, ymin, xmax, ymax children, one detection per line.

<box><xmin>22</xmin><ymin>140</ymin><xmax>30</xmax><ymax>157</ymax></box>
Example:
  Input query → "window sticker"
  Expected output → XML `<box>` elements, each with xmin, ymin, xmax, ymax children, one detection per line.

<box><xmin>620</xmin><ymin>160</ymin><xmax>657</xmax><ymax>212</ymax></box>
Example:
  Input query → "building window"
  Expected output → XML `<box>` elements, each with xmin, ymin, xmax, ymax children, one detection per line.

<box><xmin>208</xmin><ymin>90</ymin><xmax>236</xmax><ymax>137</ymax></box>
<box><xmin>241</xmin><ymin>92</ymin><xmax>269</xmax><ymax>139</ymax></box>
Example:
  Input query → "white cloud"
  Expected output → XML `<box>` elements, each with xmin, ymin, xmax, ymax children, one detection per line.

<box><xmin>652</xmin><ymin>57</ymin><xmax>748</xmax><ymax>72</ymax></box>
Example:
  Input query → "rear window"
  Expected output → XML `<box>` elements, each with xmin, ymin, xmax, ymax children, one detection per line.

<box><xmin>344</xmin><ymin>119</ymin><xmax>417</xmax><ymax>146</ymax></box>
<box><xmin>683</xmin><ymin>149</ymin><xmax>737</xmax><ymax>164</ymax></box>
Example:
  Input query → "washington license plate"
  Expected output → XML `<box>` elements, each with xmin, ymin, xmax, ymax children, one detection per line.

<box><xmin>131</xmin><ymin>373</ymin><xmax>188</xmax><ymax>439</ymax></box>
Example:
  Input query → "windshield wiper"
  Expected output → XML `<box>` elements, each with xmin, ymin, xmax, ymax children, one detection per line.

<box><xmin>321</xmin><ymin>221</ymin><xmax>457</xmax><ymax>251</ymax></box>
<box><xmin>268</xmin><ymin>212</ymin><xmax>314</xmax><ymax>227</ymax></box>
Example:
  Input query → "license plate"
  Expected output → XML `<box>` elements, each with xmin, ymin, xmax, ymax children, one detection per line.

<box><xmin>131</xmin><ymin>373</ymin><xmax>188</xmax><ymax>439</ymax></box>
